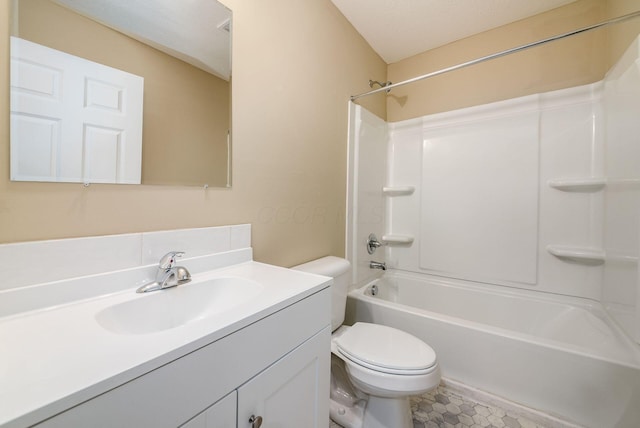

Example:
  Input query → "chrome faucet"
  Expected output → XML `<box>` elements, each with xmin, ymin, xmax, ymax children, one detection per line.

<box><xmin>369</xmin><ymin>261</ymin><xmax>386</xmax><ymax>271</ymax></box>
<box><xmin>136</xmin><ymin>251</ymin><xmax>192</xmax><ymax>293</ymax></box>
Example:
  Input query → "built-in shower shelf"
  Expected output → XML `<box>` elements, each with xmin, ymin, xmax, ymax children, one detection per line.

<box><xmin>605</xmin><ymin>250</ymin><xmax>639</xmax><ymax>265</ymax></box>
<box><xmin>547</xmin><ymin>178</ymin><xmax>606</xmax><ymax>192</ymax></box>
<box><xmin>382</xmin><ymin>186</ymin><xmax>415</xmax><ymax>196</ymax></box>
<box><xmin>382</xmin><ymin>234</ymin><xmax>414</xmax><ymax>245</ymax></box>
<box><xmin>547</xmin><ymin>245</ymin><xmax>605</xmax><ymax>264</ymax></box>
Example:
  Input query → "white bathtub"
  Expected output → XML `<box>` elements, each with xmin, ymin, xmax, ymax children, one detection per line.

<box><xmin>345</xmin><ymin>270</ymin><xmax>640</xmax><ymax>428</ymax></box>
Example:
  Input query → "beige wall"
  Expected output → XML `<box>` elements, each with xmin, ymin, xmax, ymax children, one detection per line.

<box><xmin>606</xmin><ymin>0</ymin><xmax>640</xmax><ymax>68</ymax></box>
<box><xmin>0</xmin><ymin>0</ymin><xmax>387</xmax><ymax>266</ymax></box>
<box><xmin>17</xmin><ymin>0</ymin><xmax>230</xmax><ymax>187</ymax></box>
<box><xmin>387</xmin><ymin>0</ymin><xmax>611</xmax><ymax>121</ymax></box>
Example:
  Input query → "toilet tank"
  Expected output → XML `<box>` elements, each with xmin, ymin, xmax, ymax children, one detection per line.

<box><xmin>291</xmin><ymin>256</ymin><xmax>351</xmax><ymax>331</ymax></box>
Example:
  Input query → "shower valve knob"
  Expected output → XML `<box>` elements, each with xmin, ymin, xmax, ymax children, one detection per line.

<box><xmin>249</xmin><ymin>415</ymin><xmax>263</xmax><ymax>428</ymax></box>
<box><xmin>367</xmin><ymin>233</ymin><xmax>382</xmax><ymax>254</ymax></box>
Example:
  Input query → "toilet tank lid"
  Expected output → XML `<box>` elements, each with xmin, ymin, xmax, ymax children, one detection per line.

<box><xmin>291</xmin><ymin>256</ymin><xmax>350</xmax><ymax>277</ymax></box>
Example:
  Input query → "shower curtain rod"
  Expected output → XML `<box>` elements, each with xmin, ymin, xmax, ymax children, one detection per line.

<box><xmin>350</xmin><ymin>10</ymin><xmax>640</xmax><ymax>101</ymax></box>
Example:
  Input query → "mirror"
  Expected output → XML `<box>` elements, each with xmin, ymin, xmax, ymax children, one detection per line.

<box><xmin>10</xmin><ymin>0</ymin><xmax>232</xmax><ymax>187</ymax></box>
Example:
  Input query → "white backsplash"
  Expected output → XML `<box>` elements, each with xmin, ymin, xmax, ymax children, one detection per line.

<box><xmin>0</xmin><ymin>224</ymin><xmax>252</xmax><ymax>317</ymax></box>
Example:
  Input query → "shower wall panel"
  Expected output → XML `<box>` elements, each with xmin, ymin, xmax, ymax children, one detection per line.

<box><xmin>388</xmin><ymin>85</ymin><xmax>604</xmax><ymax>300</ymax></box>
<box><xmin>419</xmin><ymin>111</ymin><xmax>539</xmax><ymax>286</ymax></box>
<box><xmin>346</xmin><ymin>102</ymin><xmax>387</xmax><ymax>287</ymax></box>
<box><xmin>602</xmin><ymin>37</ymin><xmax>640</xmax><ymax>343</ymax></box>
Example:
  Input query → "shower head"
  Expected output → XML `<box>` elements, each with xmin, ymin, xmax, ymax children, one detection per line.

<box><xmin>369</xmin><ymin>79</ymin><xmax>392</xmax><ymax>93</ymax></box>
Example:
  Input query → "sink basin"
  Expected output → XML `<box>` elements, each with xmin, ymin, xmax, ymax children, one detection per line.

<box><xmin>96</xmin><ymin>277</ymin><xmax>263</xmax><ymax>334</ymax></box>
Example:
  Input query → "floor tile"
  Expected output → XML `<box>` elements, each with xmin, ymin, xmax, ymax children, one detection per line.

<box><xmin>330</xmin><ymin>384</ymin><xmax>547</xmax><ymax>428</ymax></box>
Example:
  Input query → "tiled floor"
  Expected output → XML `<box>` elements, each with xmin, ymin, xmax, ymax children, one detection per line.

<box><xmin>330</xmin><ymin>384</ymin><xmax>547</xmax><ymax>428</ymax></box>
<box><xmin>410</xmin><ymin>385</ymin><xmax>544</xmax><ymax>428</ymax></box>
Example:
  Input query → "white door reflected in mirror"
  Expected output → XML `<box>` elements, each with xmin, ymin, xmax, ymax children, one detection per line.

<box><xmin>10</xmin><ymin>37</ymin><xmax>144</xmax><ymax>184</ymax></box>
<box><xmin>10</xmin><ymin>0</ymin><xmax>232</xmax><ymax>187</ymax></box>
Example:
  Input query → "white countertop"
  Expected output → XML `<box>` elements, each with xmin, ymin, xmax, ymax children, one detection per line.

<box><xmin>0</xmin><ymin>261</ymin><xmax>331</xmax><ymax>428</ymax></box>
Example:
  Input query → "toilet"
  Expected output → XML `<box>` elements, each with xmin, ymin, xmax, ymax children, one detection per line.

<box><xmin>292</xmin><ymin>256</ymin><xmax>440</xmax><ymax>428</ymax></box>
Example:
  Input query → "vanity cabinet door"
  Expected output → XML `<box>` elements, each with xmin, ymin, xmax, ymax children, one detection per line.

<box><xmin>237</xmin><ymin>326</ymin><xmax>330</xmax><ymax>428</ymax></box>
<box><xmin>181</xmin><ymin>391</ymin><xmax>236</xmax><ymax>428</ymax></box>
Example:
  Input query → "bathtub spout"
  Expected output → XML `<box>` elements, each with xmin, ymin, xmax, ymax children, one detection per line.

<box><xmin>369</xmin><ymin>261</ymin><xmax>386</xmax><ymax>270</ymax></box>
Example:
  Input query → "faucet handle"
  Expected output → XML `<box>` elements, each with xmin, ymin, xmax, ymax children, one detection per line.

<box><xmin>158</xmin><ymin>251</ymin><xmax>185</xmax><ymax>269</ymax></box>
<box><xmin>367</xmin><ymin>233</ymin><xmax>383</xmax><ymax>254</ymax></box>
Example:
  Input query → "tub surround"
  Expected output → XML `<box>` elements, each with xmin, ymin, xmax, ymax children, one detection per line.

<box><xmin>345</xmin><ymin>36</ymin><xmax>640</xmax><ymax>427</ymax></box>
<box><xmin>383</xmin><ymin>82</ymin><xmax>607</xmax><ymax>296</ymax></box>
<box><xmin>348</xmin><ymin>35</ymin><xmax>640</xmax><ymax>341</ymax></box>
<box><xmin>0</xmin><ymin>225</ymin><xmax>332</xmax><ymax>427</ymax></box>
<box><xmin>386</xmin><ymin>36</ymin><xmax>640</xmax><ymax>342</ymax></box>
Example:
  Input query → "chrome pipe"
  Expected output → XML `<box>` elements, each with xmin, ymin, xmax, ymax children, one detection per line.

<box><xmin>350</xmin><ymin>10</ymin><xmax>640</xmax><ymax>101</ymax></box>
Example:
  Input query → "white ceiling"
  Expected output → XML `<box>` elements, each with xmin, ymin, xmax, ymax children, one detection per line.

<box><xmin>52</xmin><ymin>0</ymin><xmax>231</xmax><ymax>80</ymax></box>
<box><xmin>331</xmin><ymin>0</ymin><xmax>578</xmax><ymax>64</ymax></box>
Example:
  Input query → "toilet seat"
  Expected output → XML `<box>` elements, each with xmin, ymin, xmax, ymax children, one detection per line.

<box><xmin>342</xmin><ymin>355</ymin><xmax>440</xmax><ymax>397</ymax></box>
<box><xmin>334</xmin><ymin>323</ymin><xmax>437</xmax><ymax>375</ymax></box>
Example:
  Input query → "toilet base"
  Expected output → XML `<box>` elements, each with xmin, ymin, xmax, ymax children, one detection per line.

<box><xmin>329</xmin><ymin>355</ymin><xmax>415</xmax><ymax>428</ymax></box>
<box><xmin>329</xmin><ymin>394</ymin><xmax>413</xmax><ymax>428</ymax></box>
<box><xmin>330</xmin><ymin>397</ymin><xmax>365</xmax><ymax>428</ymax></box>
<box><xmin>363</xmin><ymin>395</ymin><xmax>413</xmax><ymax>428</ymax></box>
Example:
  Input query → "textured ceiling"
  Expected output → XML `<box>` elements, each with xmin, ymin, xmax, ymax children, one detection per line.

<box><xmin>331</xmin><ymin>0</ymin><xmax>578</xmax><ymax>63</ymax></box>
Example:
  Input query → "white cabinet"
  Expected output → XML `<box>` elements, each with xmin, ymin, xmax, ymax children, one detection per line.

<box><xmin>34</xmin><ymin>289</ymin><xmax>330</xmax><ymax>428</ymax></box>
<box><xmin>238</xmin><ymin>328</ymin><xmax>330</xmax><ymax>428</ymax></box>
<box><xmin>181</xmin><ymin>392</ymin><xmax>237</xmax><ymax>428</ymax></box>
<box><xmin>181</xmin><ymin>327</ymin><xmax>330</xmax><ymax>428</ymax></box>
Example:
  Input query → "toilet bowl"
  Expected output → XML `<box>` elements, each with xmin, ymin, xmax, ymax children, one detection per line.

<box><xmin>292</xmin><ymin>257</ymin><xmax>441</xmax><ymax>428</ymax></box>
<box><xmin>332</xmin><ymin>323</ymin><xmax>440</xmax><ymax>428</ymax></box>
<box><xmin>334</xmin><ymin>323</ymin><xmax>440</xmax><ymax>396</ymax></box>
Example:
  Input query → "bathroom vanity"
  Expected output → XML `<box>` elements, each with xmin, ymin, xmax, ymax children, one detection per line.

<box><xmin>0</xmin><ymin>226</ymin><xmax>331</xmax><ymax>428</ymax></box>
